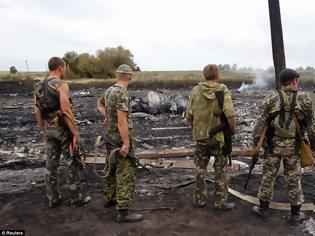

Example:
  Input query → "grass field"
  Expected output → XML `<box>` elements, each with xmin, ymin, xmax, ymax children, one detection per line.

<box><xmin>0</xmin><ymin>70</ymin><xmax>313</xmax><ymax>88</ymax></box>
<box><xmin>0</xmin><ymin>70</ymin><xmax>254</xmax><ymax>84</ymax></box>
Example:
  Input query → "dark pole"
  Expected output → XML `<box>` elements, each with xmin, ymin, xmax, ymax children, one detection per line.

<box><xmin>268</xmin><ymin>0</ymin><xmax>286</xmax><ymax>90</ymax></box>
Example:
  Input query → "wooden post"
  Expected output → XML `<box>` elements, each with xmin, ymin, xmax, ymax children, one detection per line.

<box><xmin>25</xmin><ymin>60</ymin><xmax>30</xmax><ymax>73</ymax></box>
<box><xmin>268</xmin><ymin>0</ymin><xmax>286</xmax><ymax>90</ymax></box>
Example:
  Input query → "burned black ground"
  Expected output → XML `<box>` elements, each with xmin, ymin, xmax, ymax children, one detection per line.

<box><xmin>0</xmin><ymin>79</ymin><xmax>314</xmax><ymax>235</ymax></box>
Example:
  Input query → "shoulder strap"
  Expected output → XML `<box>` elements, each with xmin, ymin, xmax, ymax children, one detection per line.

<box><xmin>215</xmin><ymin>90</ymin><xmax>224</xmax><ymax>111</ymax></box>
<box><xmin>285</xmin><ymin>91</ymin><xmax>297</xmax><ymax>129</ymax></box>
<box><xmin>278</xmin><ymin>91</ymin><xmax>286</xmax><ymax>128</ymax></box>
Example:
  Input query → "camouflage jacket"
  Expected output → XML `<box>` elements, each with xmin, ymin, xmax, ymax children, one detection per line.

<box><xmin>253</xmin><ymin>88</ymin><xmax>315</xmax><ymax>154</ymax></box>
<box><xmin>186</xmin><ymin>81</ymin><xmax>235</xmax><ymax>143</ymax></box>
<box><xmin>99</xmin><ymin>85</ymin><xmax>134</xmax><ymax>144</ymax></box>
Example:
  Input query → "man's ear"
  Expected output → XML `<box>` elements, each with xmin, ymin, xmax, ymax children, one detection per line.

<box><xmin>292</xmin><ymin>79</ymin><xmax>297</xmax><ymax>86</ymax></box>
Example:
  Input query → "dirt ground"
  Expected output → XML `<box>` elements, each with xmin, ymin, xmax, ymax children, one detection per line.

<box><xmin>0</xmin><ymin>79</ymin><xmax>314</xmax><ymax>236</ymax></box>
<box><xmin>0</xmin><ymin>166</ymin><xmax>311</xmax><ymax>236</ymax></box>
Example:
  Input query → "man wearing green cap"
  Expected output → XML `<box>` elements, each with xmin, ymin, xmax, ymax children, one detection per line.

<box><xmin>97</xmin><ymin>64</ymin><xmax>143</xmax><ymax>223</ymax></box>
<box><xmin>252</xmin><ymin>68</ymin><xmax>315</xmax><ymax>226</ymax></box>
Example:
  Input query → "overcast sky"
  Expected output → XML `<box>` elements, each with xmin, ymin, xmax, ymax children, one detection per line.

<box><xmin>0</xmin><ymin>0</ymin><xmax>314</xmax><ymax>71</ymax></box>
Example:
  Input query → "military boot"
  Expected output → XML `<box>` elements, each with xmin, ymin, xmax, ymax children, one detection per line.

<box><xmin>49</xmin><ymin>195</ymin><xmax>63</xmax><ymax>208</ymax></box>
<box><xmin>290</xmin><ymin>205</ymin><xmax>305</xmax><ymax>226</ymax></box>
<box><xmin>214</xmin><ymin>202</ymin><xmax>235</xmax><ymax>211</ymax></box>
<box><xmin>252</xmin><ymin>200</ymin><xmax>269</xmax><ymax>218</ymax></box>
<box><xmin>71</xmin><ymin>196</ymin><xmax>91</xmax><ymax>208</ymax></box>
<box><xmin>116</xmin><ymin>209</ymin><xmax>143</xmax><ymax>223</ymax></box>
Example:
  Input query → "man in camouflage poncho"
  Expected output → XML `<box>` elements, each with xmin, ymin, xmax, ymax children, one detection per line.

<box><xmin>252</xmin><ymin>68</ymin><xmax>315</xmax><ymax>226</ymax></box>
<box><xmin>34</xmin><ymin>57</ymin><xmax>91</xmax><ymax>208</ymax></box>
<box><xmin>186</xmin><ymin>64</ymin><xmax>236</xmax><ymax>210</ymax></box>
<box><xmin>97</xmin><ymin>64</ymin><xmax>143</xmax><ymax>223</ymax></box>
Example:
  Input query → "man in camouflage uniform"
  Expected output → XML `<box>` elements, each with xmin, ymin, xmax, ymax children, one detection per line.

<box><xmin>252</xmin><ymin>68</ymin><xmax>315</xmax><ymax>226</ymax></box>
<box><xmin>97</xmin><ymin>64</ymin><xmax>143</xmax><ymax>223</ymax></box>
<box><xmin>186</xmin><ymin>64</ymin><xmax>236</xmax><ymax>210</ymax></box>
<box><xmin>34</xmin><ymin>57</ymin><xmax>91</xmax><ymax>208</ymax></box>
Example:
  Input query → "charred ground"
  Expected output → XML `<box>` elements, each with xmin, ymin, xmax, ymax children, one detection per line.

<box><xmin>0</xmin><ymin>79</ymin><xmax>314</xmax><ymax>236</ymax></box>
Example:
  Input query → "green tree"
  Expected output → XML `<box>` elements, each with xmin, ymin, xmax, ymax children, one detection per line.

<box><xmin>10</xmin><ymin>66</ymin><xmax>17</xmax><ymax>74</ymax></box>
<box><xmin>232</xmin><ymin>63</ymin><xmax>237</xmax><ymax>72</ymax></box>
<box><xmin>63</xmin><ymin>51</ymin><xmax>79</xmax><ymax>74</ymax></box>
<box><xmin>222</xmin><ymin>64</ymin><xmax>231</xmax><ymax>72</ymax></box>
<box><xmin>96</xmin><ymin>46</ymin><xmax>137</xmax><ymax>77</ymax></box>
<box><xmin>77</xmin><ymin>53</ymin><xmax>98</xmax><ymax>78</ymax></box>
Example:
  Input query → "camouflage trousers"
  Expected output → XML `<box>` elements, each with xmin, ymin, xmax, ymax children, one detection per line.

<box><xmin>193</xmin><ymin>138</ymin><xmax>229</xmax><ymax>207</ymax></box>
<box><xmin>258</xmin><ymin>155</ymin><xmax>304</xmax><ymax>205</ymax></box>
<box><xmin>44</xmin><ymin>125</ymin><xmax>82</xmax><ymax>204</ymax></box>
<box><xmin>103</xmin><ymin>148</ymin><xmax>136</xmax><ymax>210</ymax></box>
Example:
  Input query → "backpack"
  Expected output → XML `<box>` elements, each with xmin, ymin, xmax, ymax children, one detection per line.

<box><xmin>34</xmin><ymin>78</ymin><xmax>60</xmax><ymax>118</ymax></box>
<box><xmin>271</xmin><ymin>91</ymin><xmax>297</xmax><ymax>139</ymax></box>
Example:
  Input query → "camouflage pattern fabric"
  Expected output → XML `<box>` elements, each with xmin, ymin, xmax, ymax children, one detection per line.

<box><xmin>35</xmin><ymin>77</ymin><xmax>82</xmax><ymax>206</ymax></box>
<box><xmin>193</xmin><ymin>138</ymin><xmax>229</xmax><ymax>207</ymax></box>
<box><xmin>44</xmin><ymin>125</ymin><xmax>82</xmax><ymax>205</ymax></box>
<box><xmin>253</xmin><ymin>88</ymin><xmax>315</xmax><ymax>205</ymax></box>
<box><xmin>253</xmin><ymin>89</ymin><xmax>315</xmax><ymax>149</ymax></box>
<box><xmin>103</xmin><ymin>147</ymin><xmax>136</xmax><ymax>209</ymax></box>
<box><xmin>258</xmin><ymin>155</ymin><xmax>304</xmax><ymax>205</ymax></box>
<box><xmin>99</xmin><ymin>85</ymin><xmax>136</xmax><ymax>209</ymax></box>
<box><xmin>186</xmin><ymin>81</ymin><xmax>235</xmax><ymax>144</ymax></box>
<box><xmin>186</xmin><ymin>81</ymin><xmax>234</xmax><ymax>207</ymax></box>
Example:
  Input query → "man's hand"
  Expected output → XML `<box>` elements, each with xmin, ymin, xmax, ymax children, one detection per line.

<box><xmin>71</xmin><ymin>133</ymin><xmax>80</xmax><ymax>151</ymax></box>
<box><xmin>227</xmin><ymin>116</ymin><xmax>236</xmax><ymax>135</ymax></box>
<box><xmin>117</xmin><ymin>110</ymin><xmax>130</xmax><ymax>157</ymax></box>
<box><xmin>120</xmin><ymin>143</ymin><xmax>130</xmax><ymax>157</ymax></box>
<box><xmin>101</xmin><ymin>117</ymin><xmax>108</xmax><ymax>126</ymax></box>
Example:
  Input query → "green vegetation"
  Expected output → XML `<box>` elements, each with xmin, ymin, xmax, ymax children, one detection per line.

<box><xmin>9</xmin><ymin>66</ymin><xmax>17</xmax><ymax>74</ymax></box>
<box><xmin>131</xmin><ymin>71</ymin><xmax>254</xmax><ymax>87</ymax></box>
<box><xmin>63</xmin><ymin>46</ymin><xmax>138</xmax><ymax>79</ymax></box>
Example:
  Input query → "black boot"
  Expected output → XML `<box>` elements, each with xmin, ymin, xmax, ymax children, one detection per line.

<box><xmin>252</xmin><ymin>200</ymin><xmax>269</xmax><ymax>218</ymax></box>
<box><xmin>116</xmin><ymin>209</ymin><xmax>143</xmax><ymax>223</ymax></box>
<box><xmin>71</xmin><ymin>196</ymin><xmax>91</xmax><ymax>208</ymax></box>
<box><xmin>290</xmin><ymin>205</ymin><xmax>305</xmax><ymax>226</ymax></box>
<box><xmin>214</xmin><ymin>202</ymin><xmax>235</xmax><ymax>211</ymax></box>
<box><xmin>49</xmin><ymin>195</ymin><xmax>63</xmax><ymax>208</ymax></box>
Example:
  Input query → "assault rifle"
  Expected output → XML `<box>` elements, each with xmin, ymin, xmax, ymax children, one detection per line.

<box><xmin>244</xmin><ymin>125</ymin><xmax>267</xmax><ymax>190</ymax></box>
<box><xmin>98</xmin><ymin>134</ymin><xmax>150</xmax><ymax>175</ymax></box>
<box><xmin>243</xmin><ymin>153</ymin><xmax>259</xmax><ymax>190</ymax></box>
<box><xmin>209</xmin><ymin>91</ymin><xmax>232</xmax><ymax>165</ymax></box>
<box><xmin>69</xmin><ymin>143</ymin><xmax>85</xmax><ymax>172</ymax></box>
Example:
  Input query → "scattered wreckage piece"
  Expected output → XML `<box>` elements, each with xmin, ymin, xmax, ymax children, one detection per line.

<box><xmin>85</xmin><ymin>147</ymin><xmax>255</xmax><ymax>164</ymax></box>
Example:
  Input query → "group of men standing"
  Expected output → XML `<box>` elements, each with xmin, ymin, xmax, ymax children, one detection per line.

<box><xmin>34</xmin><ymin>57</ymin><xmax>315</xmax><ymax>226</ymax></box>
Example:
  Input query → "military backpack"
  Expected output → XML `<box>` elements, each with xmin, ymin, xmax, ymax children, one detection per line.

<box><xmin>34</xmin><ymin>78</ymin><xmax>60</xmax><ymax>119</ymax></box>
<box><xmin>271</xmin><ymin>91</ymin><xmax>297</xmax><ymax>139</ymax></box>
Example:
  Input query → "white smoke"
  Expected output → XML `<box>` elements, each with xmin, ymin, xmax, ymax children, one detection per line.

<box><xmin>237</xmin><ymin>69</ymin><xmax>270</xmax><ymax>92</ymax></box>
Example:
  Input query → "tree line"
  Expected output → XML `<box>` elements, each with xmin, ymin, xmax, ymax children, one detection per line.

<box><xmin>62</xmin><ymin>46</ymin><xmax>140</xmax><ymax>79</ymax></box>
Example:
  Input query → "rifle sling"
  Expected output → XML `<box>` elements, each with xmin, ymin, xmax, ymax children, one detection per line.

<box><xmin>253</xmin><ymin>125</ymin><xmax>267</xmax><ymax>155</ymax></box>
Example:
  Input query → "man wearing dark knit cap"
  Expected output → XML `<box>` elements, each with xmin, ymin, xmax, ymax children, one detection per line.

<box><xmin>251</xmin><ymin>68</ymin><xmax>315</xmax><ymax>225</ymax></box>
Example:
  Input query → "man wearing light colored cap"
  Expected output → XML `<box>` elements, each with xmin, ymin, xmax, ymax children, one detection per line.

<box><xmin>97</xmin><ymin>64</ymin><xmax>143</xmax><ymax>223</ymax></box>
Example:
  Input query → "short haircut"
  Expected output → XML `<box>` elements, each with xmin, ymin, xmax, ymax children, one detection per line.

<box><xmin>281</xmin><ymin>80</ymin><xmax>295</xmax><ymax>86</ymax></box>
<box><xmin>48</xmin><ymin>57</ymin><xmax>65</xmax><ymax>71</ymax></box>
<box><xmin>203</xmin><ymin>64</ymin><xmax>219</xmax><ymax>80</ymax></box>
